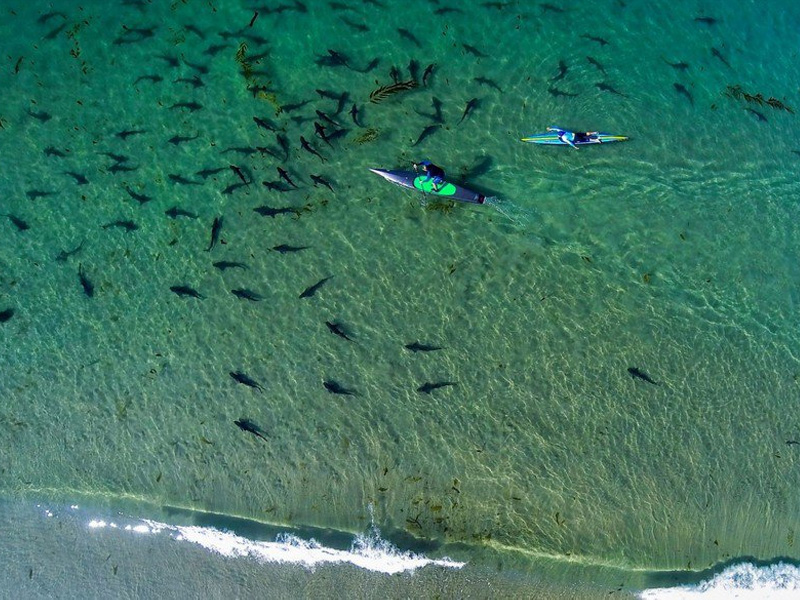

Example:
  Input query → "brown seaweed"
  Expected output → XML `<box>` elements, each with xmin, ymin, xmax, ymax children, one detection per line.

<box><xmin>425</xmin><ymin>201</ymin><xmax>455</xmax><ymax>215</ymax></box>
<box><xmin>768</xmin><ymin>96</ymin><xmax>794</xmax><ymax>114</ymax></box>
<box><xmin>235</xmin><ymin>42</ymin><xmax>253</xmax><ymax>80</ymax></box>
<box><xmin>369</xmin><ymin>79</ymin><xmax>419</xmax><ymax>104</ymax></box>
<box><xmin>353</xmin><ymin>128</ymin><xmax>379</xmax><ymax>144</ymax></box>
<box><xmin>724</xmin><ymin>84</ymin><xmax>743</xmax><ymax>100</ymax></box>
<box><xmin>724</xmin><ymin>84</ymin><xmax>793</xmax><ymax>114</ymax></box>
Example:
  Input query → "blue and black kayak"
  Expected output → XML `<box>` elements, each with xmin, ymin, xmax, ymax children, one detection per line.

<box><xmin>520</xmin><ymin>132</ymin><xmax>629</xmax><ymax>145</ymax></box>
<box><xmin>369</xmin><ymin>168</ymin><xmax>486</xmax><ymax>204</ymax></box>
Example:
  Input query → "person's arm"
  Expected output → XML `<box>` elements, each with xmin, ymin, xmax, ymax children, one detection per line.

<box><xmin>413</xmin><ymin>163</ymin><xmax>432</xmax><ymax>180</ymax></box>
<box><xmin>547</xmin><ymin>126</ymin><xmax>577</xmax><ymax>148</ymax></box>
<box><xmin>553</xmin><ymin>129</ymin><xmax>577</xmax><ymax>149</ymax></box>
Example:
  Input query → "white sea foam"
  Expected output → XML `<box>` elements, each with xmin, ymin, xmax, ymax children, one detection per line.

<box><xmin>640</xmin><ymin>561</ymin><xmax>800</xmax><ymax>600</ymax></box>
<box><xmin>87</xmin><ymin>513</ymin><xmax>465</xmax><ymax>575</ymax></box>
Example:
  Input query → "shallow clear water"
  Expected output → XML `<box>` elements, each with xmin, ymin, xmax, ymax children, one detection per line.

<box><xmin>2</xmin><ymin>0</ymin><xmax>800</xmax><ymax>596</ymax></box>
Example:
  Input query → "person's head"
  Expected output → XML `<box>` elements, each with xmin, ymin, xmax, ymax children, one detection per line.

<box><xmin>419</xmin><ymin>160</ymin><xmax>431</xmax><ymax>172</ymax></box>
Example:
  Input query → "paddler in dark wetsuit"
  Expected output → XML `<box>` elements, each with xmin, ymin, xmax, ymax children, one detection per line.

<box><xmin>546</xmin><ymin>126</ymin><xmax>600</xmax><ymax>150</ymax></box>
<box><xmin>413</xmin><ymin>160</ymin><xmax>446</xmax><ymax>192</ymax></box>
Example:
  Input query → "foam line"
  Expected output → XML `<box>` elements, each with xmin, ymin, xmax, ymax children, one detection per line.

<box><xmin>640</xmin><ymin>561</ymin><xmax>800</xmax><ymax>599</ymax></box>
<box><xmin>88</xmin><ymin>516</ymin><xmax>465</xmax><ymax>575</ymax></box>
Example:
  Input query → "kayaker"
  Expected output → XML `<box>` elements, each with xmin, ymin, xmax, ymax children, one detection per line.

<box><xmin>546</xmin><ymin>126</ymin><xmax>600</xmax><ymax>149</ymax></box>
<box><xmin>413</xmin><ymin>160</ymin><xmax>445</xmax><ymax>191</ymax></box>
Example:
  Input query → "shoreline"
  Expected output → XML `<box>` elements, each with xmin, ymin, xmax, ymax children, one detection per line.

<box><xmin>2</xmin><ymin>490</ymin><xmax>798</xmax><ymax>599</ymax></box>
<box><xmin>0</xmin><ymin>492</ymin><xmax>637</xmax><ymax>598</ymax></box>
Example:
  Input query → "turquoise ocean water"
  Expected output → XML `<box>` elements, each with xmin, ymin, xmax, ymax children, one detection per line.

<box><xmin>2</xmin><ymin>0</ymin><xmax>800</xmax><ymax>597</ymax></box>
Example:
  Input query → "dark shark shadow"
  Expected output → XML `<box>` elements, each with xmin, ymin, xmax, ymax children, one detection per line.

<box><xmin>447</xmin><ymin>155</ymin><xmax>499</xmax><ymax>201</ymax></box>
<box><xmin>459</xmin><ymin>155</ymin><xmax>494</xmax><ymax>180</ymax></box>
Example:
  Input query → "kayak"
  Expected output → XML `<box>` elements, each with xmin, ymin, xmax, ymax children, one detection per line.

<box><xmin>369</xmin><ymin>168</ymin><xmax>486</xmax><ymax>204</ymax></box>
<box><xmin>520</xmin><ymin>132</ymin><xmax>629</xmax><ymax>145</ymax></box>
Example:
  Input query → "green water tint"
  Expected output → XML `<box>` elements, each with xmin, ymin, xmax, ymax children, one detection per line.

<box><xmin>1</xmin><ymin>0</ymin><xmax>800</xmax><ymax>591</ymax></box>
